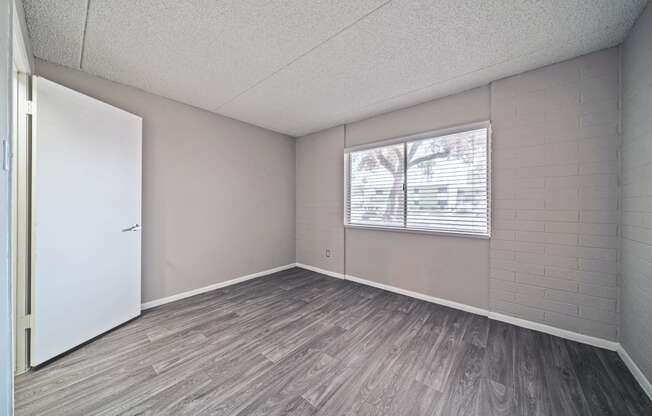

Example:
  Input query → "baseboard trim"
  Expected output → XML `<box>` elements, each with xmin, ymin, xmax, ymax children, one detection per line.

<box><xmin>488</xmin><ymin>312</ymin><xmax>619</xmax><ymax>351</ymax></box>
<box><xmin>303</xmin><ymin>265</ymin><xmax>652</xmax><ymax>400</ymax></box>
<box><xmin>141</xmin><ymin>261</ymin><xmax>651</xmax><ymax>400</ymax></box>
<box><xmin>294</xmin><ymin>264</ymin><xmax>621</xmax><ymax>354</ymax></box>
<box><xmin>141</xmin><ymin>263</ymin><xmax>297</xmax><ymax>310</ymax></box>
<box><xmin>343</xmin><ymin>273</ymin><xmax>490</xmax><ymax>317</ymax></box>
<box><xmin>295</xmin><ymin>263</ymin><xmax>345</xmax><ymax>279</ymax></box>
<box><xmin>617</xmin><ymin>345</ymin><xmax>652</xmax><ymax>401</ymax></box>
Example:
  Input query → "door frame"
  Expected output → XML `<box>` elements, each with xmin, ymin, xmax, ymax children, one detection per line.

<box><xmin>11</xmin><ymin>70</ymin><xmax>29</xmax><ymax>375</ymax></box>
<box><xmin>11</xmin><ymin>0</ymin><xmax>32</xmax><ymax>376</ymax></box>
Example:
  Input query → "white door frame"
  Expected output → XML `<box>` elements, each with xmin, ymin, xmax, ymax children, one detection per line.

<box><xmin>11</xmin><ymin>70</ymin><xmax>29</xmax><ymax>375</ymax></box>
<box><xmin>11</xmin><ymin>0</ymin><xmax>32</xmax><ymax>376</ymax></box>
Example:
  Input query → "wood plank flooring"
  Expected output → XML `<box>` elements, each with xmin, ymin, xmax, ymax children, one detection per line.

<box><xmin>15</xmin><ymin>267</ymin><xmax>652</xmax><ymax>415</ymax></box>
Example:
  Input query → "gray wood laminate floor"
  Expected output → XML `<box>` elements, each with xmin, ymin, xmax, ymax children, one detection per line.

<box><xmin>15</xmin><ymin>267</ymin><xmax>652</xmax><ymax>415</ymax></box>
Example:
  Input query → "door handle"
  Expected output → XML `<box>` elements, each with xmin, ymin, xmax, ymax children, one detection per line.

<box><xmin>121</xmin><ymin>224</ymin><xmax>141</xmax><ymax>232</ymax></box>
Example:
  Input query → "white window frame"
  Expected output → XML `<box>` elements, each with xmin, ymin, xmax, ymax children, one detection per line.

<box><xmin>344</xmin><ymin>120</ymin><xmax>491</xmax><ymax>239</ymax></box>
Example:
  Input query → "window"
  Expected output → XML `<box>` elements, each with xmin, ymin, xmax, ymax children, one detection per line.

<box><xmin>345</xmin><ymin>124</ymin><xmax>490</xmax><ymax>238</ymax></box>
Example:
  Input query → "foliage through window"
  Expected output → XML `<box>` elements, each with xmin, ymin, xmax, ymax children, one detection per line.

<box><xmin>345</xmin><ymin>126</ymin><xmax>490</xmax><ymax>237</ymax></box>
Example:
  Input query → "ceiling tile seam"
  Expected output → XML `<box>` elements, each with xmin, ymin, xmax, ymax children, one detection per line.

<box><xmin>35</xmin><ymin>56</ymin><xmax>297</xmax><ymax>137</ymax></box>
<box><xmin>323</xmin><ymin>26</ymin><xmax>630</xmax><ymax>129</ymax></box>
<box><xmin>79</xmin><ymin>0</ymin><xmax>91</xmax><ymax>69</ymax></box>
<box><xmin>213</xmin><ymin>0</ymin><xmax>394</xmax><ymax>112</ymax></box>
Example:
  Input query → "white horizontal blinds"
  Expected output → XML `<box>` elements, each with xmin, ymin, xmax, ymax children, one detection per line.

<box><xmin>348</xmin><ymin>143</ymin><xmax>405</xmax><ymax>227</ymax></box>
<box><xmin>406</xmin><ymin>128</ymin><xmax>488</xmax><ymax>234</ymax></box>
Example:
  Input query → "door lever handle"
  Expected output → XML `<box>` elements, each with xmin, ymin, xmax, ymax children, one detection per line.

<box><xmin>122</xmin><ymin>224</ymin><xmax>141</xmax><ymax>232</ymax></box>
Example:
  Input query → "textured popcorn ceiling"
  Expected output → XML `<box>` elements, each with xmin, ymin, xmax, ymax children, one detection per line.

<box><xmin>24</xmin><ymin>0</ymin><xmax>648</xmax><ymax>136</ymax></box>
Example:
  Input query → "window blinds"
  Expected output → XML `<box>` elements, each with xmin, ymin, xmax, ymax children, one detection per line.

<box><xmin>345</xmin><ymin>126</ymin><xmax>490</xmax><ymax>237</ymax></box>
<box><xmin>347</xmin><ymin>143</ymin><xmax>405</xmax><ymax>227</ymax></box>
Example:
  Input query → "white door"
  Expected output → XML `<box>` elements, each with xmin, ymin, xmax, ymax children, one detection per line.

<box><xmin>31</xmin><ymin>77</ymin><xmax>142</xmax><ymax>366</ymax></box>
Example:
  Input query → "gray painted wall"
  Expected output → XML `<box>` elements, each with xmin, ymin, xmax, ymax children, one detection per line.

<box><xmin>1</xmin><ymin>1</ymin><xmax>13</xmax><ymax>413</ymax></box>
<box><xmin>622</xmin><ymin>3</ymin><xmax>652</xmax><ymax>383</ymax></box>
<box><xmin>296</xmin><ymin>49</ymin><xmax>622</xmax><ymax>336</ymax></box>
<box><xmin>296</xmin><ymin>126</ymin><xmax>345</xmax><ymax>274</ymax></box>
<box><xmin>36</xmin><ymin>59</ymin><xmax>296</xmax><ymax>304</ymax></box>
<box><xmin>345</xmin><ymin>87</ymin><xmax>491</xmax><ymax>309</ymax></box>
<box><xmin>296</xmin><ymin>87</ymin><xmax>492</xmax><ymax>309</ymax></box>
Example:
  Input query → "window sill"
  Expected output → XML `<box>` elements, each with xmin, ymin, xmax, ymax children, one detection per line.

<box><xmin>344</xmin><ymin>224</ymin><xmax>490</xmax><ymax>240</ymax></box>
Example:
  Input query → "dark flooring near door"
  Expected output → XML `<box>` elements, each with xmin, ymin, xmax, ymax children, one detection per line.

<box><xmin>15</xmin><ymin>267</ymin><xmax>652</xmax><ymax>415</ymax></box>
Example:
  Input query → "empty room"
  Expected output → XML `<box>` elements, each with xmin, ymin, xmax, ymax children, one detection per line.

<box><xmin>1</xmin><ymin>0</ymin><xmax>652</xmax><ymax>415</ymax></box>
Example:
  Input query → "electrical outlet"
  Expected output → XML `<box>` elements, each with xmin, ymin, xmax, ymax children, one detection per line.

<box><xmin>325</xmin><ymin>249</ymin><xmax>331</xmax><ymax>258</ymax></box>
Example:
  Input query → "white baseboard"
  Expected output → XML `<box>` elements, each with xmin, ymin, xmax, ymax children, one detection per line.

<box><xmin>295</xmin><ymin>263</ymin><xmax>345</xmax><ymax>279</ymax></box>
<box><xmin>488</xmin><ymin>312</ymin><xmax>619</xmax><ymax>351</ymax></box>
<box><xmin>142</xmin><ymin>261</ymin><xmax>651</xmax><ymax>401</ymax></box>
<box><xmin>294</xmin><ymin>264</ymin><xmax>620</xmax><ymax>352</ymax></box>
<box><xmin>343</xmin><ymin>273</ymin><xmax>489</xmax><ymax>317</ymax></box>
<box><xmin>617</xmin><ymin>345</ymin><xmax>652</xmax><ymax>401</ymax></box>
<box><xmin>141</xmin><ymin>263</ymin><xmax>297</xmax><ymax>310</ymax></box>
<box><xmin>343</xmin><ymin>272</ymin><xmax>623</xmax><ymax>352</ymax></box>
<box><xmin>314</xmin><ymin>265</ymin><xmax>652</xmax><ymax>401</ymax></box>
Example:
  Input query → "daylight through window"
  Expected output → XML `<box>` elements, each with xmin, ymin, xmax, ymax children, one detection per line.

<box><xmin>345</xmin><ymin>125</ymin><xmax>490</xmax><ymax>237</ymax></box>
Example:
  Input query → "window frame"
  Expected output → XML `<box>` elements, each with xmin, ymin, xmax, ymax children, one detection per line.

<box><xmin>344</xmin><ymin>120</ymin><xmax>492</xmax><ymax>239</ymax></box>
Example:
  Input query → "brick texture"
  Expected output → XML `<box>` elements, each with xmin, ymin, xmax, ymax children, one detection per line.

<box><xmin>489</xmin><ymin>48</ymin><xmax>621</xmax><ymax>341</ymax></box>
<box><xmin>621</xmin><ymin>4</ymin><xmax>652</xmax><ymax>383</ymax></box>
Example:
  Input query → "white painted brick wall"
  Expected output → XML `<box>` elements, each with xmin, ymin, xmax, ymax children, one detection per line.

<box><xmin>489</xmin><ymin>48</ymin><xmax>621</xmax><ymax>341</ymax></box>
<box><xmin>621</xmin><ymin>4</ymin><xmax>652</xmax><ymax>383</ymax></box>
